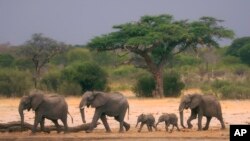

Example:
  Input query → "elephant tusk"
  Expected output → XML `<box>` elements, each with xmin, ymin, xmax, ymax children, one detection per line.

<box><xmin>80</xmin><ymin>105</ymin><xmax>85</xmax><ymax>109</ymax></box>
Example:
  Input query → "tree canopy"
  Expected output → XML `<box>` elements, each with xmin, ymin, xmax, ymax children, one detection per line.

<box><xmin>88</xmin><ymin>14</ymin><xmax>234</xmax><ymax>98</ymax></box>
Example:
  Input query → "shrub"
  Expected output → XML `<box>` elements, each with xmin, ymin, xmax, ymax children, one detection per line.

<box><xmin>40</xmin><ymin>70</ymin><xmax>61</xmax><ymax>92</ymax></box>
<box><xmin>61</xmin><ymin>62</ymin><xmax>108</xmax><ymax>92</ymax></box>
<box><xmin>0</xmin><ymin>54</ymin><xmax>14</xmax><ymax>68</ymax></box>
<box><xmin>133</xmin><ymin>75</ymin><xmax>155</xmax><ymax>97</ymax></box>
<box><xmin>133</xmin><ymin>72</ymin><xmax>185</xmax><ymax>97</ymax></box>
<box><xmin>58</xmin><ymin>82</ymin><xmax>82</xmax><ymax>96</ymax></box>
<box><xmin>163</xmin><ymin>72</ymin><xmax>185</xmax><ymax>97</ymax></box>
<box><xmin>210</xmin><ymin>80</ymin><xmax>250</xmax><ymax>99</ymax></box>
<box><xmin>0</xmin><ymin>69</ymin><xmax>32</xmax><ymax>97</ymax></box>
<box><xmin>239</xmin><ymin>44</ymin><xmax>250</xmax><ymax>65</ymax></box>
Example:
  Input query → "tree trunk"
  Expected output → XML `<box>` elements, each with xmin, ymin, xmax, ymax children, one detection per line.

<box><xmin>152</xmin><ymin>67</ymin><xmax>164</xmax><ymax>98</ymax></box>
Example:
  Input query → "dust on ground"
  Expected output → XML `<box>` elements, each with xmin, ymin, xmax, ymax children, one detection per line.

<box><xmin>0</xmin><ymin>90</ymin><xmax>250</xmax><ymax>140</ymax></box>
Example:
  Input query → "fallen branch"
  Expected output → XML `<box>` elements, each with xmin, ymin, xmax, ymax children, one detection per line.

<box><xmin>0</xmin><ymin>121</ymin><xmax>100</xmax><ymax>133</ymax></box>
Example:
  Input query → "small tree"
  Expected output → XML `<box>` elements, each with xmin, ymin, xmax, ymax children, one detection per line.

<box><xmin>61</xmin><ymin>62</ymin><xmax>108</xmax><ymax>92</ymax></box>
<box><xmin>226</xmin><ymin>36</ymin><xmax>250</xmax><ymax>56</ymax></box>
<box><xmin>239</xmin><ymin>44</ymin><xmax>250</xmax><ymax>65</ymax></box>
<box><xmin>21</xmin><ymin>33</ymin><xmax>66</xmax><ymax>88</ymax></box>
<box><xmin>88</xmin><ymin>14</ymin><xmax>234</xmax><ymax>97</ymax></box>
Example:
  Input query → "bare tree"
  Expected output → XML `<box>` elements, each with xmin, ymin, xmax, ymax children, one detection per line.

<box><xmin>21</xmin><ymin>33</ymin><xmax>66</xmax><ymax>88</ymax></box>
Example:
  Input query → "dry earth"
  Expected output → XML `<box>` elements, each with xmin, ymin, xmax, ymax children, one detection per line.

<box><xmin>0</xmin><ymin>90</ymin><xmax>250</xmax><ymax>141</ymax></box>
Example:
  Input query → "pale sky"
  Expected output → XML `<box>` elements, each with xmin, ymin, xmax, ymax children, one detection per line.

<box><xmin>0</xmin><ymin>0</ymin><xmax>249</xmax><ymax>46</ymax></box>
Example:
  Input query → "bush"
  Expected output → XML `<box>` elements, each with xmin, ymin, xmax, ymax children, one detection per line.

<box><xmin>210</xmin><ymin>80</ymin><xmax>250</xmax><ymax>99</ymax></box>
<box><xmin>61</xmin><ymin>62</ymin><xmax>108</xmax><ymax>92</ymax></box>
<box><xmin>40</xmin><ymin>70</ymin><xmax>61</xmax><ymax>92</ymax></box>
<box><xmin>133</xmin><ymin>75</ymin><xmax>155</xmax><ymax>97</ymax></box>
<box><xmin>58</xmin><ymin>82</ymin><xmax>82</xmax><ymax>96</ymax></box>
<box><xmin>0</xmin><ymin>54</ymin><xmax>14</xmax><ymax>68</ymax></box>
<box><xmin>0</xmin><ymin>69</ymin><xmax>32</xmax><ymax>97</ymax></box>
<box><xmin>133</xmin><ymin>72</ymin><xmax>185</xmax><ymax>97</ymax></box>
<box><xmin>239</xmin><ymin>44</ymin><xmax>250</xmax><ymax>65</ymax></box>
<box><xmin>163</xmin><ymin>72</ymin><xmax>185</xmax><ymax>97</ymax></box>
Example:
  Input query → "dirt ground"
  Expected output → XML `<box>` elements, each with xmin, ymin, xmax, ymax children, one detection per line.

<box><xmin>0</xmin><ymin>90</ymin><xmax>250</xmax><ymax>141</ymax></box>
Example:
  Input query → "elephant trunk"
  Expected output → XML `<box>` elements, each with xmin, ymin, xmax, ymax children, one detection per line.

<box><xmin>135</xmin><ymin>121</ymin><xmax>139</xmax><ymax>127</ymax></box>
<box><xmin>179</xmin><ymin>110</ymin><xmax>186</xmax><ymax>128</ymax></box>
<box><xmin>18</xmin><ymin>104</ymin><xmax>24</xmax><ymax>131</ymax></box>
<box><xmin>80</xmin><ymin>108</ymin><xmax>86</xmax><ymax>123</ymax></box>
<box><xmin>179</xmin><ymin>103</ymin><xmax>186</xmax><ymax>128</ymax></box>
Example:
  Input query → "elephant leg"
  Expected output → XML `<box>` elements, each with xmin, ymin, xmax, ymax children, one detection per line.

<box><xmin>217</xmin><ymin>116</ymin><xmax>226</xmax><ymax>129</ymax></box>
<box><xmin>114</xmin><ymin>115</ymin><xmax>124</xmax><ymax>133</ymax></box>
<box><xmin>197</xmin><ymin>110</ymin><xmax>203</xmax><ymax>131</ymax></box>
<box><xmin>187</xmin><ymin>110</ymin><xmax>197</xmax><ymax>129</ymax></box>
<box><xmin>87</xmin><ymin>109</ymin><xmax>101</xmax><ymax>133</ymax></box>
<box><xmin>170</xmin><ymin>124</ymin><xmax>175</xmax><ymax>133</ymax></box>
<box><xmin>32</xmin><ymin>113</ymin><xmax>42</xmax><ymax>134</ymax></box>
<box><xmin>138</xmin><ymin>123</ymin><xmax>144</xmax><ymax>132</ymax></box>
<box><xmin>175</xmin><ymin>123</ymin><xmax>180</xmax><ymax>131</ymax></box>
<box><xmin>203</xmin><ymin>117</ymin><xmax>212</xmax><ymax>130</ymax></box>
<box><xmin>52</xmin><ymin>120</ymin><xmax>61</xmax><ymax>133</ymax></box>
<box><xmin>146</xmin><ymin>124</ymin><xmax>150</xmax><ymax>131</ymax></box>
<box><xmin>100</xmin><ymin>115</ymin><xmax>111</xmax><ymax>133</ymax></box>
<box><xmin>152</xmin><ymin>124</ymin><xmax>157</xmax><ymax>131</ymax></box>
<box><xmin>40</xmin><ymin>118</ymin><xmax>50</xmax><ymax>133</ymax></box>
<box><xmin>61</xmin><ymin>117</ymin><xmax>68</xmax><ymax>133</ymax></box>
<box><xmin>149</xmin><ymin>125</ymin><xmax>153</xmax><ymax>132</ymax></box>
<box><xmin>114</xmin><ymin>116</ymin><xmax>130</xmax><ymax>132</ymax></box>
<box><xmin>165</xmin><ymin>121</ymin><xmax>168</xmax><ymax>131</ymax></box>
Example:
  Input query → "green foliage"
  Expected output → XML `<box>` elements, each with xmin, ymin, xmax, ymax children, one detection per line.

<box><xmin>210</xmin><ymin>80</ymin><xmax>250</xmax><ymax>99</ymax></box>
<box><xmin>226</xmin><ymin>36</ymin><xmax>250</xmax><ymax>56</ymax></box>
<box><xmin>163</xmin><ymin>72</ymin><xmax>185</xmax><ymax>97</ymax></box>
<box><xmin>0</xmin><ymin>54</ymin><xmax>14</xmax><ymax>68</ymax></box>
<box><xmin>61</xmin><ymin>62</ymin><xmax>108</xmax><ymax>92</ymax></box>
<box><xmin>133</xmin><ymin>72</ymin><xmax>185</xmax><ymax>97</ymax></box>
<box><xmin>88</xmin><ymin>14</ymin><xmax>234</xmax><ymax>97</ymax></box>
<box><xmin>133</xmin><ymin>75</ymin><xmax>155</xmax><ymax>97</ymax></box>
<box><xmin>66</xmin><ymin>48</ymin><xmax>91</xmax><ymax>64</ymax></box>
<box><xmin>40</xmin><ymin>70</ymin><xmax>61</xmax><ymax>92</ymax></box>
<box><xmin>239</xmin><ymin>44</ymin><xmax>250</xmax><ymax>65</ymax></box>
<box><xmin>174</xmin><ymin>54</ymin><xmax>202</xmax><ymax>66</ymax></box>
<box><xmin>58</xmin><ymin>82</ymin><xmax>82</xmax><ymax>96</ymax></box>
<box><xmin>0</xmin><ymin>69</ymin><xmax>32</xmax><ymax>97</ymax></box>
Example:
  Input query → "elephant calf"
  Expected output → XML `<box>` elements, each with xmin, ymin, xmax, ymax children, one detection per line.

<box><xmin>136</xmin><ymin>113</ymin><xmax>157</xmax><ymax>132</ymax></box>
<box><xmin>156</xmin><ymin>113</ymin><xmax>180</xmax><ymax>133</ymax></box>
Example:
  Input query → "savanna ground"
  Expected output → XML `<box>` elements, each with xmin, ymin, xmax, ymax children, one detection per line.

<box><xmin>0</xmin><ymin>89</ymin><xmax>250</xmax><ymax>141</ymax></box>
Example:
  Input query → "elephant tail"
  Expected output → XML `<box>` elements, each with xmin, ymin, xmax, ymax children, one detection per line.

<box><xmin>127</xmin><ymin>106</ymin><xmax>129</xmax><ymax>120</ymax></box>
<box><xmin>67</xmin><ymin>111</ymin><xmax>74</xmax><ymax>124</ymax></box>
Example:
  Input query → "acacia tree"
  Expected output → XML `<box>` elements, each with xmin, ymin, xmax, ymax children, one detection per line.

<box><xmin>21</xmin><ymin>33</ymin><xmax>66</xmax><ymax>88</ymax></box>
<box><xmin>88</xmin><ymin>14</ymin><xmax>234</xmax><ymax>97</ymax></box>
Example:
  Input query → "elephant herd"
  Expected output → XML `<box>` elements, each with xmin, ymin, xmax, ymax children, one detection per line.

<box><xmin>18</xmin><ymin>91</ymin><xmax>226</xmax><ymax>134</ymax></box>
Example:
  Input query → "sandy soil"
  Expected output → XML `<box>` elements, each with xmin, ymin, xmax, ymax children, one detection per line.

<box><xmin>0</xmin><ymin>90</ymin><xmax>250</xmax><ymax>140</ymax></box>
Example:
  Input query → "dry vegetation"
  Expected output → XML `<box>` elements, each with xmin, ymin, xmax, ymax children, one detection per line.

<box><xmin>0</xmin><ymin>90</ymin><xmax>250</xmax><ymax>140</ymax></box>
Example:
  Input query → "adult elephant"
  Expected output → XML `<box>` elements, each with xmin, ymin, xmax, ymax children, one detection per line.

<box><xmin>18</xmin><ymin>92</ymin><xmax>73</xmax><ymax>133</ymax></box>
<box><xmin>79</xmin><ymin>91</ymin><xmax>130</xmax><ymax>133</ymax></box>
<box><xmin>179</xmin><ymin>94</ymin><xmax>225</xmax><ymax>131</ymax></box>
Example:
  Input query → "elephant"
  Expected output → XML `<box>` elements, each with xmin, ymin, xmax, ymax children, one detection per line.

<box><xmin>179</xmin><ymin>94</ymin><xmax>225</xmax><ymax>131</ymax></box>
<box><xmin>156</xmin><ymin>113</ymin><xmax>180</xmax><ymax>133</ymax></box>
<box><xmin>18</xmin><ymin>92</ymin><xmax>73</xmax><ymax>134</ymax></box>
<box><xmin>135</xmin><ymin>113</ymin><xmax>157</xmax><ymax>132</ymax></box>
<box><xmin>79</xmin><ymin>91</ymin><xmax>130</xmax><ymax>133</ymax></box>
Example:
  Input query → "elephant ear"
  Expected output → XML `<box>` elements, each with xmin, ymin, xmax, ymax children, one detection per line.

<box><xmin>30</xmin><ymin>93</ymin><xmax>44</xmax><ymax>111</ymax></box>
<box><xmin>91</xmin><ymin>91</ymin><xmax>108</xmax><ymax>108</ymax></box>
<box><xmin>190</xmin><ymin>94</ymin><xmax>201</xmax><ymax>109</ymax></box>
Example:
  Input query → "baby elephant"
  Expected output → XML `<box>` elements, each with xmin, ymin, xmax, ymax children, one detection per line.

<box><xmin>135</xmin><ymin>113</ymin><xmax>157</xmax><ymax>132</ymax></box>
<box><xmin>156</xmin><ymin>113</ymin><xmax>180</xmax><ymax>133</ymax></box>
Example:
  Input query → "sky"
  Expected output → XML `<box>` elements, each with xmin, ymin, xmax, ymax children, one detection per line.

<box><xmin>0</xmin><ymin>0</ymin><xmax>250</xmax><ymax>46</ymax></box>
